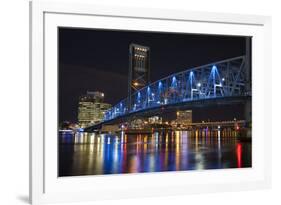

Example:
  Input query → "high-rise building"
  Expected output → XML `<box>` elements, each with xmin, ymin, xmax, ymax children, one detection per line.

<box><xmin>128</xmin><ymin>44</ymin><xmax>150</xmax><ymax>110</ymax></box>
<box><xmin>78</xmin><ymin>91</ymin><xmax>111</xmax><ymax>128</ymax></box>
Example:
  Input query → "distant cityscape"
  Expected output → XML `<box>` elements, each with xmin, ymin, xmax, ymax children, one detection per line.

<box><xmin>60</xmin><ymin>89</ymin><xmax>194</xmax><ymax>131</ymax></box>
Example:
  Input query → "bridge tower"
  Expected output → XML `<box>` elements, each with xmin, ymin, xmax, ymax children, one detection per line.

<box><xmin>128</xmin><ymin>44</ymin><xmax>150</xmax><ymax>111</ymax></box>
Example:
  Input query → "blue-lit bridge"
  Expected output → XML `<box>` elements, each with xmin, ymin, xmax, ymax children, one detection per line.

<box><xmin>85</xmin><ymin>56</ymin><xmax>251</xmax><ymax>132</ymax></box>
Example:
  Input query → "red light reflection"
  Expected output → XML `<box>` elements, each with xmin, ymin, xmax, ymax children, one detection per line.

<box><xmin>236</xmin><ymin>143</ymin><xmax>242</xmax><ymax>168</ymax></box>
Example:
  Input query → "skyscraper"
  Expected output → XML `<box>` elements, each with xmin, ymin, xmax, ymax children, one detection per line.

<box><xmin>78</xmin><ymin>91</ymin><xmax>111</xmax><ymax>128</ymax></box>
<box><xmin>128</xmin><ymin>44</ymin><xmax>150</xmax><ymax>111</ymax></box>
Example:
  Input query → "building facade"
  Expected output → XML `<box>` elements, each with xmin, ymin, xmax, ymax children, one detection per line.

<box><xmin>78</xmin><ymin>91</ymin><xmax>111</xmax><ymax>128</ymax></box>
<box><xmin>128</xmin><ymin>44</ymin><xmax>150</xmax><ymax>111</ymax></box>
<box><xmin>176</xmin><ymin>110</ymin><xmax>192</xmax><ymax>124</ymax></box>
<box><xmin>171</xmin><ymin>110</ymin><xmax>193</xmax><ymax>128</ymax></box>
<box><xmin>148</xmin><ymin>116</ymin><xmax>162</xmax><ymax>124</ymax></box>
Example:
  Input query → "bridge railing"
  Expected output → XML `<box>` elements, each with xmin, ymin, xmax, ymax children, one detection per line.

<box><xmin>104</xmin><ymin>56</ymin><xmax>248</xmax><ymax>121</ymax></box>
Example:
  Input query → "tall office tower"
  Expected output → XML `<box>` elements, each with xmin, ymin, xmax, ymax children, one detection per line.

<box><xmin>78</xmin><ymin>91</ymin><xmax>111</xmax><ymax>128</ymax></box>
<box><xmin>128</xmin><ymin>43</ymin><xmax>150</xmax><ymax>111</ymax></box>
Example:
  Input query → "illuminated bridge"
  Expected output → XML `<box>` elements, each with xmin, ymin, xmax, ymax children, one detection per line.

<box><xmin>85</xmin><ymin>56</ymin><xmax>251</xmax><ymax>132</ymax></box>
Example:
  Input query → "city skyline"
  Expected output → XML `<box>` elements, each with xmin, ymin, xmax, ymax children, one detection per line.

<box><xmin>59</xmin><ymin>28</ymin><xmax>246</xmax><ymax>123</ymax></box>
<box><xmin>59</xmin><ymin>27</ymin><xmax>252</xmax><ymax>177</ymax></box>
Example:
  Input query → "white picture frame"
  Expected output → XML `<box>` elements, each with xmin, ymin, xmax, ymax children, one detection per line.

<box><xmin>30</xmin><ymin>1</ymin><xmax>272</xmax><ymax>204</ymax></box>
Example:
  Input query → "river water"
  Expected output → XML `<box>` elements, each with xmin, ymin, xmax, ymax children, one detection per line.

<box><xmin>59</xmin><ymin>130</ymin><xmax>251</xmax><ymax>176</ymax></box>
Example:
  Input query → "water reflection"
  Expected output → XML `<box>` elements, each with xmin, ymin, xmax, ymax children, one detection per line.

<box><xmin>59</xmin><ymin>130</ymin><xmax>251</xmax><ymax>176</ymax></box>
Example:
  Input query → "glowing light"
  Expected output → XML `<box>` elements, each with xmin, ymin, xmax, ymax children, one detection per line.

<box><xmin>171</xmin><ymin>76</ymin><xmax>177</xmax><ymax>88</ymax></box>
<box><xmin>147</xmin><ymin>86</ymin><xmax>151</xmax><ymax>94</ymax></box>
<box><xmin>212</xmin><ymin>65</ymin><xmax>217</xmax><ymax>71</ymax></box>
<box><xmin>137</xmin><ymin>92</ymin><xmax>141</xmax><ymax>103</ymax></box>
<box><xmin>236</xmin><ymin>143</ymin><xmax>242</xmax><ymax>168</ymax></box>
<box><xmin>133</xmin><ymin>82</ymin><xmax>139</xmax><ymax>86</ymax></box>
<box><xmin>222</xmin><ymin>78</ymin><xmax>225</xmax><ymax>81</ymax></box>
<box><xmin>197</xmin><ymin>83</ymin><xmax>201</xmax><ymax>87</ymax></box>
<box><xmin>90</xmin><ymin>134</ymin><xmax>95</xmax><ymax>144</ymax></box>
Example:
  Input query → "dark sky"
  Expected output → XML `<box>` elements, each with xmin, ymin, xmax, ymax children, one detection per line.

<box><xmin>59</xmin><ymin>27</ymin><xmax>247</xmax><ymax>122</ymax></box>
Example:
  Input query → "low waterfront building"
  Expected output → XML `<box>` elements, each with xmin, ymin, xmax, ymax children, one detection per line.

<box><xmin>172</xmin><ymin>110</ymin><xmax>192</xmax><ymax>128</ymax></box>
<box><xmin>148</xmin><ymin>116</ymin><xmax>162</xmax><ymax>124</ymax></box>
<box><xmin>176</xmin><ymin>110</ymin><xmax>192</xmax><ymax>124</ymax></box>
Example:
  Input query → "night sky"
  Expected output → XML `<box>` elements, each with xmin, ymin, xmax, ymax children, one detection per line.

<box><xmin>59</xmin><ymin>27</ymin><xmax>247</xmax><ymax>123</ymax></box>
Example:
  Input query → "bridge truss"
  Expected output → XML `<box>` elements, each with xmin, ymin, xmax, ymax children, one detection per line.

<box><xmin>104</xmin><ymin>56</ymin><xmax>250</xmax><ymax>122</ymax></box>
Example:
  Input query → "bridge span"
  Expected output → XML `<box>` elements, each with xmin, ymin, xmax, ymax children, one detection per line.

<box><xmin>85</xmin><ymin>55</ymin><xmax>251</xmax><ymax>132</ymax></box>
